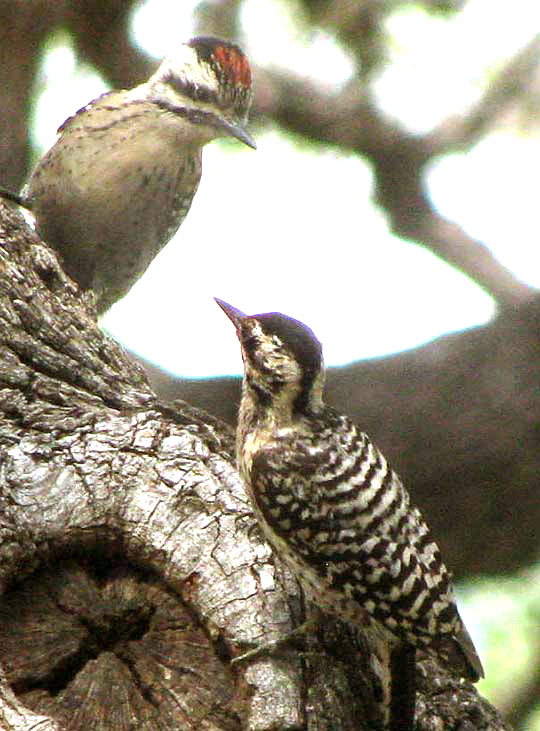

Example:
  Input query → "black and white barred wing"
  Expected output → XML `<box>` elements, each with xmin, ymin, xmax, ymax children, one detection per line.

<box><xmin>250</xmin><ymin>415</ymin><xmax>483</xmax><ymax>681</ymax></box>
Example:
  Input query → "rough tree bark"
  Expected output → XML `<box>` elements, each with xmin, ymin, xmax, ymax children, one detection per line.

<box><xmin>0</xmin><ymin>202</ymin><xmax>509</xmax><ymax>730</ymax></box>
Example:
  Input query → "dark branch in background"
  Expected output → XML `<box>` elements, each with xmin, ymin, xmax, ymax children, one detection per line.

<box><xmin>0</xmin><ymin>2</ymin><xmax>54</xmax><ymax>189</ymax></box>
<box><xmin>428</xmin><ymin>34</ymin><xmax>540</xmax><ymax>154</ymax></box>
<box><xmin>499</xmin><ymin>656</ymin><xmax>540</xmax><ymax>729</ymax></box>
<box><xmin>0</xmin><ymin>0</ymin><xmax>156</xmax><ymax>190</ymax></box>
<box><xmin>252</xmin><ymin>42</ymin><xmax>539</xmax><ymax>308</ymax></box>
<box><xmin>204</xmin><ymin>5</ymin><xmax>540</xmax><ymax>311</ymax></box>
<box><xmin>194</xmin><ymin>0</ymin><xmax>244</xmax><ymax>40</ymax></box>
<box><xmin>2</xmin><ymin>0</ymin><xmax>539</xmax><ymax>312</ymax></box>
<box><xmin>65</xmin><ymin>1</ymin><xmax>155</xmax><ymax>90</ymax></box>
<box><xmin>302</xmin><ymin>0</ymin><xmax>388</xmax><ymax>79</ymax></box>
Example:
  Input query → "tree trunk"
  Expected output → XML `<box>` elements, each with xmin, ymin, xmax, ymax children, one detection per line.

<box><xmin>0</xmin><ymin>201</ymin><xmax>509</xmax><ymax>730</ymax></box>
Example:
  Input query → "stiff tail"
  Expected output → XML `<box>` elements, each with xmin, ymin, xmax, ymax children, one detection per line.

<box><xmin>390</xmin><ymin>643</ymin><xmax>416</xmax><ymax>731</ymax></box>
<box><xmin>435</xmin><ymin>617</ymin><xmax>484</xmax><ymax>682</ymax></box>
<box><xmin>454</xmin><ymin>619</ymin><xmax>484</xmax><ymax>681</ymax></box>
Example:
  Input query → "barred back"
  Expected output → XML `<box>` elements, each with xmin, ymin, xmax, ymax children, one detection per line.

<box><xmin>240</xmin><ymin>406</ymin><xmax>483</xmax><ymax>681</ymax></box>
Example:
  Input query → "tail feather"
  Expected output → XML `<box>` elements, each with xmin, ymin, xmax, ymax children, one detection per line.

<box><xmin>435</xmin><ymin>616</ymin><xmax>484</xmax><ymax>682</ymax></box>
<box><xmin>454</xmin><ymin>620</ymin><xmax>484</xmax><ymax>681</ymax></box>
<box><xmin>390</xmin><ymin>643</ymin><xmax>416</xmax><ymax>731</ymax></box>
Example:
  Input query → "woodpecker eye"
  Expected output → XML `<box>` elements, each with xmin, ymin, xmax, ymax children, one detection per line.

<box><xmin>241</xmin><ymin>332</ymin><xmax>259</xmax><ymax>360</ymax></box>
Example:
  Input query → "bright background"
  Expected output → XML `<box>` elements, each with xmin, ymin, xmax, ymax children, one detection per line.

<box><xmin>33</xmin><ymin>0</ymin><xmax>540</xmax><ymax>380</ymax></box>
<box><xmin>29</xmin><ymin>1</ymin><xmax>540</xmax><ymax>726</ymax></box>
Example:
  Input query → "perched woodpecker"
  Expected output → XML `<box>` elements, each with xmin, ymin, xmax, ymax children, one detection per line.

<box><xmin>216</xmin><ymin>298</ymin><xmax>484</xmax><ymax>731</ymax></box>
<box><xmin>0</xmin><ymin>38</ymin><xmax>255</xmax><ymax>314</ymax></box>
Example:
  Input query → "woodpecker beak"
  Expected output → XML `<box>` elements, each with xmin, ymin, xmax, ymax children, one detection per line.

<box><xmin>219</xmin><ymin>119</ymin><xmax>257</xmax><ymax>149</ymax></box>
<box><xmin>215</xmin><ymin>298</ymin><xmax>247</xmax><ymax>329</ymax></box>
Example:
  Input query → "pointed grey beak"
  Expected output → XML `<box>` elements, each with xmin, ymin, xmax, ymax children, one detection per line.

<box><xmin>215</xmin><ymin>298</ymin><xmax>247</xmax><ymax>328</ymax></box>
<box><xmin>220</xmin><ymin>118</ymin><xmax>257</xmax><ymax>149</ymax></box>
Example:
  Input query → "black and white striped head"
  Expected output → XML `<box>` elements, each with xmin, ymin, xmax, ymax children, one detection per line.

<box><xmin>143</xmin><ymin>36</ymin><xmax>255</xmax><ymax>148</ymax></box>
<box><xmin>216</xmin><ymin>299</ymin><xmax>325</xmax><ymax>415</ymax></box>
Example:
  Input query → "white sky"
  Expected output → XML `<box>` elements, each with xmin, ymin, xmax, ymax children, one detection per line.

<box><xmin>33</xmin><ymin>0</ymin><xmax>540</xmax><ymax>377</ymax></box>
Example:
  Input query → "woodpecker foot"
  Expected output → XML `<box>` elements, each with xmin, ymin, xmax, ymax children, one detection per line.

<box><xmin>0</xmin><ymin>186</ymin><xmax>26</xmax><ymax>208</ymax></box>
<box><xmin>231</xmin><ymin>616</ymin><xmax>321</xmax><ymax>666</ymax></box>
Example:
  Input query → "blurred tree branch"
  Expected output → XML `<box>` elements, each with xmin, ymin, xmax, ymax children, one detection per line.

<box><xmin>499</xmin><ymin>624</ymin><xmax>540</xmax><ymax>730</ymax></box>
<box><xmin>253</xmin><ymin>49</ymin><xmax>539</xmax><ymax>308</ymax></box>
<box><xmin>0</xmin><ymin>1</ymin><xmax>53</xmax><ymax>189</ymax></box>
<box><xmin>2</xmin><ymin>0</ymin><xmax>539</xmax><ymax>306</ymax></box>
<box><xmin>428</xmin><ymin>34</ymin><xmax>540</xmax><ymax>153</ymax></box>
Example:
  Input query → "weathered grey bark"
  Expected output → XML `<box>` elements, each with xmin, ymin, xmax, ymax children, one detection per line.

<box><xmin>0</xmin><ymin>202</ymin><xmax>509</xmax><ymax>730</ymax></box>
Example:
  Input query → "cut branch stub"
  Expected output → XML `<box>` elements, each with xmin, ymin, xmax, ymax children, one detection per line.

<box><xmin>0</xmin><ymin>562</ymin><xmax>236</xmax><ymax>729</ymax></box>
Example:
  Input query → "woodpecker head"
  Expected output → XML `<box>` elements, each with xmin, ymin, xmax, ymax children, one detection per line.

<box><xmin>141</xmin><ymin>36</ymin><xmax>256</xmax><ymax>149</ymax></box>
<box><xmin>216</xmin><ymin>298</ymin><xmax>325</xmax><ymax>416</ymax></box>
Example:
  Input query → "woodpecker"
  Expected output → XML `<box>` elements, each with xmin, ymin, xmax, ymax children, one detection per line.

<box><xmin>0</xmin><ymin>38</ymin><xmax>255</xmax><ymax>314</ymax></box>
<box><xmin>216</xmin><ymin>298</ymin><xmax>484</xmax><ymax>731</ymax></box>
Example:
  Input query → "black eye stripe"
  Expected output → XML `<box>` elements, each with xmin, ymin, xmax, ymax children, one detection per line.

<box><xmin>242</xmin><ymin>334</ymin><xmax>258</xmax><ymax>356</ymax></box>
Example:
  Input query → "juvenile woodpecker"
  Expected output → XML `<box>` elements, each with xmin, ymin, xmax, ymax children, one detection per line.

<box><xmin>216</xmin><ymin>298</ymin><xmax>484</xmax><ymax>731</ymax></box>
<box><xmin>0</xmin><ymin>38</ymin><xmax>255</xmax><ymax>314</ymax></box>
